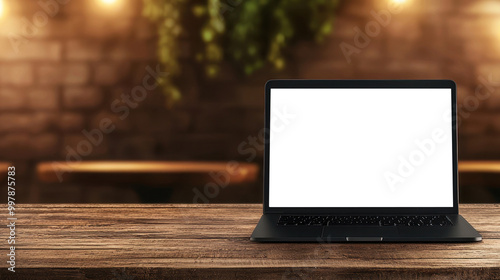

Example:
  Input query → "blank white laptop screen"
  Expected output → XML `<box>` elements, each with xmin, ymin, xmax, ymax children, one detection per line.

<box><xmin>269</xmin><ymin>88</ymin><xmax>453</xmax><ymax>208</ymax></box>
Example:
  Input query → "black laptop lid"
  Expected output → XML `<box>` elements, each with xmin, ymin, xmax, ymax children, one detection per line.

<box><xmin>263</xmin><ymin>80</ymin><xmax>458</xmax><ymax>214</ymax></box>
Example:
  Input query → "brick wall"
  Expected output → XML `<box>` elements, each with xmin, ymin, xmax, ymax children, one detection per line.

<box><xmin>298</xmin><ymin>0</ymin><xmax>500</xmax><ymax>162</ymax></box>
<box><xmin>0</xmin><ymin>0</ymin><xmax>499</xmax><ymax>203</ymax></box>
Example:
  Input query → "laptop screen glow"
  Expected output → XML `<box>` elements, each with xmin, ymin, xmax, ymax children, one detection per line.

<box><xmin>269</xmin><ymin>88</ymin><xmax>454</xmax><ymax>208</ymax></box>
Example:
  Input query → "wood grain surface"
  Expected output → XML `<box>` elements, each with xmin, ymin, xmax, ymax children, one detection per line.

<box><xmin>1</xmin><ymin>204</ymin><xmax>499</xmax><ymax>279</ymax></box>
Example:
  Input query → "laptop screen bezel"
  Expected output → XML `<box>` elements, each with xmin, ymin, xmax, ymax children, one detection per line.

<box><xmin>263</xmin><ymin>80</ymin><xmax>458</xmax><ymax>214</ymax></box>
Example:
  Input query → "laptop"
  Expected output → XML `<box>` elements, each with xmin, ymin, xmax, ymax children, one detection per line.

<box><xmin>250</xmin><ymin>80</ymin><xmax>482</xmax><ymax>242</ymax></box>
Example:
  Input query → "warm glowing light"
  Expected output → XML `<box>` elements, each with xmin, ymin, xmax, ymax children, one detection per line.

<box><xmin>392</xmin><ymin>0</ymin><xmax>407</xmax><ymax>3</ymax></box>
<box><xmin>0</xmin><ymin>0</ymin><xmax>4</xmax><ymax>18</ymax></box>
<box><xmin>101</xmin><ymin>0</ymin><xmax>117</xmax><ymax>4</ymax></box>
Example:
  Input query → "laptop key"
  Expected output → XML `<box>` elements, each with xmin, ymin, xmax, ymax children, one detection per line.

<box><xmin>278</xmin><ymin>215</ymin><xmax>453</xmax><ymax>227</ymax></box>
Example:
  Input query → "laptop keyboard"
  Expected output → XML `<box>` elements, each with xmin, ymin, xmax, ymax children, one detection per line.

<box><xmin>277</xmin><ymin>215</ymin><xmax>453</xmax><ymax>227</ymax></box>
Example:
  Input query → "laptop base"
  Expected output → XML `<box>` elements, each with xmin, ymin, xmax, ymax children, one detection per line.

<box><xmin>250</xmin><ymin>214</ymin><xmax>482</xmax><ymax>242</ymax></box>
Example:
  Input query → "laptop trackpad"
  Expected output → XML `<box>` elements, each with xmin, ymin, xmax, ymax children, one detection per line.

<box><xmin>322</xmin><ymin>227</ymin><xmax>398</xmax><ymax>241</ymax></box>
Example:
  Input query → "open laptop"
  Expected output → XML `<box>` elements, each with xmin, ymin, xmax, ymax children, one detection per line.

<box><xmin>251</xmin><ymin>80</ymin><xmax>482</xmax><ymax>242</ymax></box>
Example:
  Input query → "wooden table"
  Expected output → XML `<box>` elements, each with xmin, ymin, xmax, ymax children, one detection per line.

<box><xmin>459</xmin><ymin>161</ymin><xmax>500</xmax><ymax>202</ymax></box>
<box><xmin>2</xmin><ymin>204</ymin><xmax>499</xmax><ymax>279</ymax></box>
<box><xmin>35</xmin><ymin>161</ymin><xmax>259</xmax><ymax>202</ymax></box>
<box><xmin>36</xmin><ymin>161</ymin><xmax>258</xmax><ymax>184</ymax></box>
<box><xmin>0</xmin><ymin>162</ymin><xmax>11</xmax><ymax>180</ymax></box>
<box><xmin>459</xmin><ymin>161</ymin><xmax>500</xmax><ymax>173</ymax></box>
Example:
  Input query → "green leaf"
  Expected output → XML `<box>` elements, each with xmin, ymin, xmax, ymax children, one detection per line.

<box><xmin>143</xmin><ymin>0</ymin><xmax>339</xmax><ymax>106</ymax></box>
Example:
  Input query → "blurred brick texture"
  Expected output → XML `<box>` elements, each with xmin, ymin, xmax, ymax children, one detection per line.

<box><xmin>0</xmin><ymin>0</ymin><xmax>499</xmax><ymax>202</ymax></box>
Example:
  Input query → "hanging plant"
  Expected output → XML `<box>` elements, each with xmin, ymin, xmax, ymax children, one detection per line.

<box><xmin>192</xmin><ymin>0</ymin><xmax>225</xmax><ymax>77</ymax></box>
<box><xmin>143</xmin><ymin>0</ymin><xmax>185</xmax><ymax>106</ymax></box>
<box><xmin>143</xmin><ymin>0</ymin><xmax>340</xmax><ymax>104</ymax></box>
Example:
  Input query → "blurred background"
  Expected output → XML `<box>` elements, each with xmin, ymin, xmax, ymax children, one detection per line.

<box><xmin>0</xmin><ymin>0</ymin><xmax>499</xmax><ymax>204</ymax></box>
